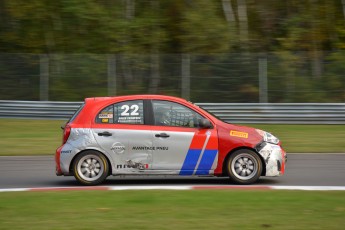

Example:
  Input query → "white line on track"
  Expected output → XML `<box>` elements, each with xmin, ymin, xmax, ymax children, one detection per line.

<box><xmin>1</xmin><ymin>185</ymin><xmax>345</xmax><ymax>193</ymax></box>
<box><xmin>271</xmin><ymin>186</ymin><xmax>345</xmax><ymax>191</ymax></box>
<box><xmin>0</xmin><ymin>188</ymin><xmax>29</xmax><ymax>192</ymax></box>
<box><xmin>109</xmin><ymin>186</ymin><xmax>192</xmax><ymax>190</ymax></box>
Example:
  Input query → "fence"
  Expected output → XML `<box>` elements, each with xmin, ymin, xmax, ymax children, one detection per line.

<box><xmin>1</xmin><ymin>100</ymin><xmax>345</xmax><ymax>124</ymax></box>
<box><xmin>1</xmin><ymin>52</ymin><xmax>345</xmax><ymax>103</ymax></box>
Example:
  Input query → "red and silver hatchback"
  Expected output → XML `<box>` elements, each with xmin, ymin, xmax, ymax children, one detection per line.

<box><xmin>56</xmin><ymin>95</ymin><xmax>286</xmax><ymax>185</ymax></box>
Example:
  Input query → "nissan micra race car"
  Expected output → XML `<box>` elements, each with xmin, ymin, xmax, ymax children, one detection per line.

<box><xmin>55</xmin><ymin>95</ymin><xmax>286</xmax><ymax>185</ymax></box>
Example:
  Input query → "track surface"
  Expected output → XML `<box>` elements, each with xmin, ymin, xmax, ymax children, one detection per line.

<box><xmin>1</xmin><ymin>154</ymin><xmax>345</xmax><ymax>189</ymax></box>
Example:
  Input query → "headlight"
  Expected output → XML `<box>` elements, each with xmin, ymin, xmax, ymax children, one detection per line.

<box><xmin>256</xmin><ymin>129</ymin><xmax>279</xmax><ymax>145</ymax></box>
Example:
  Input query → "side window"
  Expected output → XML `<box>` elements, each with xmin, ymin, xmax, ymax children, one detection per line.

<box><xmin>152</xmin><ymin>100</ymin><xmax>204</xmax><ymax>128</ymax></box>
<box><xmin>96</xmin><ymin>105</ymin><xmax>114</xmax><ymax>124</ymax></box>
<box><xmin>96</xmin><ymin>100</ymin><xmax>144</xmax><ymax>124</ymax></box>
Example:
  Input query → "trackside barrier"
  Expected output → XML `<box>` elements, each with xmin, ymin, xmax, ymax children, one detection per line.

<box><xmin>0</xmin><ymin>100</ymin><xmax>345</xmax><ymax>124</ymax></box>
<box><xmin>197</xmin><ymin>103</ymin><xmax>345</xmax><ymax>124</ymax></box>
<box><xmin>0</xmin><ymin>100</ymin><xmax>82</xmax><ymax>120</ymax></box>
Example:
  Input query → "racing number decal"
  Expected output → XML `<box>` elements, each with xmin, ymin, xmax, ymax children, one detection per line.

<box><xmin>116</xmin><ymin>101</ymin><xmax>143</xmax><ymax>124</ymax></box>
<box><xmin>120</xmin><ymin>104</ymin><xmax>139</xmax><ymax>116</ymax></box>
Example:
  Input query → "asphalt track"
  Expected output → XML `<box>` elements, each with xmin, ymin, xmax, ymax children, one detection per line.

<box><xmin>1</xmin><ymin>154</ymin><xmax>345</xmax><ymax>189</ymax></box>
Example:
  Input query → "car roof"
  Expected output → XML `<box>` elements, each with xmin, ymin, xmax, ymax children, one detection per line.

<box><xmin>85</xmin><ymin>95</ymin><xmax>188</xmax><ymax>103</ymax></box>
<box><xmin>72</xmin><ymin>94</ymin><xmax>217</xmax><ymax>125</ymax></box>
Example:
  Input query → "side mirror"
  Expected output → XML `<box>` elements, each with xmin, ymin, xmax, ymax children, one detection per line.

<box><xmin>199</xmin><ymin>118</ymin><xmax>212</xmax><ymax>129</ymax></box>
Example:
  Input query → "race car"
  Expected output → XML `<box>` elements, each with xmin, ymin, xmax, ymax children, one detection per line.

<box><xmin>55</xmin><ymin>95</ymin><xmax>287</xmax><ymax>185</ymax></box>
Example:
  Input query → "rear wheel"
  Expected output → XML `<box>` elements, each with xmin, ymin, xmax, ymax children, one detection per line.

<box><xmin>73</xmin><ymin>151</ymin><xmax>109</xmax><ymax>185</ymax></box>
<box><xmin>226</xmin><ymin>149</ymin><xmax>262</xmax><ymax>184</ymax></box>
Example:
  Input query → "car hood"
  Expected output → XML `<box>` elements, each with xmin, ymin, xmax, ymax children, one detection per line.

<box><xmin>216</xmin><ymin>121</ymin><xmax>264</xmax><ymax>147</ymax></box>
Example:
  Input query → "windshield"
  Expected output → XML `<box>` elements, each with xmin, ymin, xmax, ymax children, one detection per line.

<box><xmin>192</xmin><ymin>103</ymin><xmax>224</xmax><ymax>122</ymax></box>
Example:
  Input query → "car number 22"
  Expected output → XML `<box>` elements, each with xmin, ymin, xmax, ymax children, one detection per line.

<box><xmin>121</xmin><ymin>104</ymin><xmax>139</xmax><ymax>116</ymax></box>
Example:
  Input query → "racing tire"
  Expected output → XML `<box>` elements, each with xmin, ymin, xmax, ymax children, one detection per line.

<box><xmin>226</xmin><ymin>149</ymin><xmax>262</xmax><ymax>185</ymax></box>
<box><xmin>73</xmin><ymin>151</ymin><xmax>109</xmax><ymax>186</ymax></box>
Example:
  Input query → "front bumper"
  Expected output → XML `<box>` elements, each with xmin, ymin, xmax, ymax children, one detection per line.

<box><xmin>257</xmin><ymin>142</ymin><xmax>287</xmax><ymax>177</ymax></box>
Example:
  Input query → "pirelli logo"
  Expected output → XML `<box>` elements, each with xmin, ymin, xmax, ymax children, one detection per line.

<box><xmin>230</xmin><ymin>130</ymin><xmax>248</xmax><ymax>138</ymax></box>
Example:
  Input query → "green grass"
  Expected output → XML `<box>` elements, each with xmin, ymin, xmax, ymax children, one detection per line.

<box><xmin>0</xmin><ymin>190</ymin><xmax>344</xmax><ymax>229</ymax></box>
<box><xmin>0</xmin><ymin>118</ymin><xmax>344</xmax><ymax>155</ymax></box>
<box><xmin>0</xmin><ymin>119</ymin><xmax>64</xmax><ymax>156</ymax></box>
<box><xmin>251</xmin><ymin>124</ymin><xmax>345</xmax><ymax>153</ymax></box>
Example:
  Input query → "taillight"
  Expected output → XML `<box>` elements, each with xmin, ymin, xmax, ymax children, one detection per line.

<box><xmin>62</xmin><ymin>124</ymin><xmax>71</xmax><ymax>144</ymax></box>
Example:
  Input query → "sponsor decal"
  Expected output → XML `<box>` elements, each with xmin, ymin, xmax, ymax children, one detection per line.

<box><xmin>118</xmin><ymin>116</ymin><xmax>142</xmax><ymax>123</ymax></box>
<box><xmin>132</xmin><ymin>146</ymin><xmax>168</xmax><ymax>151</ymax></box>
<box><xmin>156</xmin><ymin>146</ymin><xmax>168</xmax><ymax>151</ymax></box>
<box><xmin>120</xmin><ymin>104</ymin><xmax>140</xmax><ymax>116</ymax></box>
<box><xmin>111</xmin><ymin>142</ymin><xmax>126</xmax><ymax>154</ymax></box>
<box><xmin>61</xmin><ymin>150</ymin><xmax>72</xmax><ymax>154</ymax></box>
<box><xmin>117</xmin><ymin>160</ymin><xmax>149</xmax><ymax>170</ymax></box>
<box><xmin>230</xmin><ymin>130</ymin><xmax>248</xmax><ymax>138</ymax></box>
<box><xmin>117</xmin><ymin>104</ymin><xmax>143</xmax><ymax>124</ymax></box>
<box><xmin>101</xmin><ymin>118</ymin><xmax>109</xmax><ymax>123</ymax></box>
<box><xmin>99</xmin><ymin>113</ymin><xmax>113</xmax><ymax>119</ymax></box>
<box><xmin>118</xmin><ymin>117</ymin><xmax>142</xmax><ymax>120</ymax></box>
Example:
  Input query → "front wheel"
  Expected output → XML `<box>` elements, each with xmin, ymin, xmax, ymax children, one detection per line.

<box><xmin>226</xmin><ymin>149</ymin><xmax>262</xmax><ymax>184</ymax></box>
<box><xmin>73</xmin><ymin>151</ymin><xmax>109</xmax><ymax>185</ymax></box>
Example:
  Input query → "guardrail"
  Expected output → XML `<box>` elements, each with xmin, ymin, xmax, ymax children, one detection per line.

<box><xmin>1</xmin><ymin>100</ymin><xmax>345</xmax><ymax>124</ymax></box>
<box><xmin>0</xmin><ymin>100</ymin><xmax>82</xmax><ymax>120</ymax></box>
<box><xmin>198</xmin><ymin>103</ymin><xmax>345</xmax><ymax>124</ymax></box>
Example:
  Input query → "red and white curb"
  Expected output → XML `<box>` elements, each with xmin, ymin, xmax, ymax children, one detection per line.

<box><xmin>1</xmin><ymin>185</ymin><xmax>345</xmax><ymax>192</ymax></box>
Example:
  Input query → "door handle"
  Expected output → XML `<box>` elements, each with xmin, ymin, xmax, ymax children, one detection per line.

<box><xmin>98</xmin><ymin>131</ymin><xmax>112</xmax><ymax>137</ymax></box>
<box><xmin>155</xmin><ymin>133</ymin><xmax>170</xmax><ymax>138</ymax></box>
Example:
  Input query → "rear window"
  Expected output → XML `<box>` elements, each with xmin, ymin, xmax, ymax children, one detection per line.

<box><xmin>68</xmin><ymin>103</ymin><xmax>85</xmax><ymax>123</ymax></box>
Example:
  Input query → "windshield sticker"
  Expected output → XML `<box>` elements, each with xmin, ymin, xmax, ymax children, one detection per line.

<box><xmin>230</xmin><ymin>130</ymin><xmax>248</xmax><ymax>138</ymax></box>
<box><xmin>99</xmin><ymin>113</ymin><xmax>113</xmax><ymax>119</ymax></box>
<box><xmin>117</xmin><ymin>116</ymin><xmax>142</xmax><ymax>124</ymax></box>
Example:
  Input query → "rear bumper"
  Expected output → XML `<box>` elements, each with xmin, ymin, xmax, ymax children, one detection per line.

<box><xmin>55</xmin><ymin>146</ymin><xmax>63</xmax><ymax>176</ymax></box>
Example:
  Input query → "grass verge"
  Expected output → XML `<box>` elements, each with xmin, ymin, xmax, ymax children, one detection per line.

<box><xmin>0</xmin><ymin>119</ymin><xmax>63</xmax><ymax>156</ymax></box>
<box><xmin>251</xmin><ymin>124</ymin><xmax>345</xmax><ymax>153</ymax></box>
<box><xmin>0</xmin><ymin>190</ymin><xmax>344</xmax><ymax>229</ymax></box>
<box><xmin>0</xmin><ymin>118</ymin><xmax>344</xmax><ymax>155</ymax></box>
